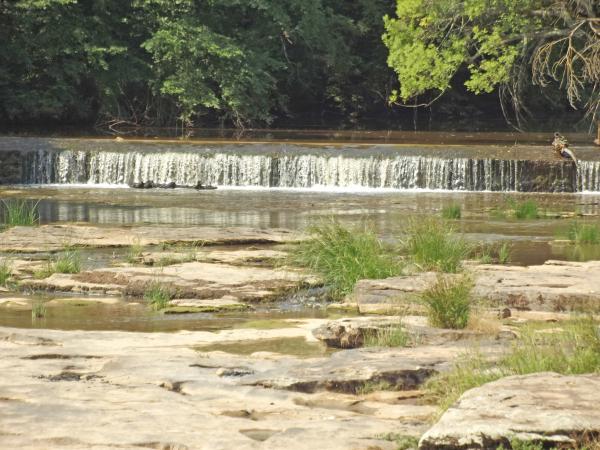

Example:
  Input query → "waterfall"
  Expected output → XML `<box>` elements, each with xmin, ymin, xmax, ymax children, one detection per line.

<box><xmin>8</xmin><ymin>142</ymin><xmax>589</xmax><ymax>192</ymax></box>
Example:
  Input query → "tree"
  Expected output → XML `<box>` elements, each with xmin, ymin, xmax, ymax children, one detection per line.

<box><xmin>383</xmin><ymin>0</ymin><xmax>600</xmax><ymax>129</ymax></box>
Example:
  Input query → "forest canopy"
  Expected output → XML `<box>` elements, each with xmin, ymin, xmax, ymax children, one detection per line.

<box><xmin>0</xmin><ymin>0</ymin><xmax>598</xmax><ymax>130</ymax></box>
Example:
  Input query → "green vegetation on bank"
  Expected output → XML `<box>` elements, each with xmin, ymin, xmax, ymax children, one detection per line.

<box><xmin>403</xmin><ymin>218</ymin><xmax>472</xmax><ymax>273</ymax></box>
<box><xmin>291</xmin><ymin>221</ymin><xmax>403</xmax><ymax>299</ymax></box>
<box><xmin>34</xmin><ymin>247</ymin><xmax>82</xmax><ymax>278</ymax></box>
<box><xmin>426</xmin><ymin>317</ymin><xmax>600</xmax><ymax>411</ymax></box>
<box><xmin>421</xmin><ymin>275</ymin><xmax>473</xmax><ymax>329</ymax></box>
<box><xmin>1</xmin><ymin>0</ymin><xmax>595</xmax><ymax>129</ymax></box>
<box><xmin>31</xmin><ymin>301</ymin><xmax>46</xmax><ymax>319</ymax></box>
<box><xmin>0</xmin><ymin>199</ymin><xmax>40</xmax><ymax>228</ymax></box>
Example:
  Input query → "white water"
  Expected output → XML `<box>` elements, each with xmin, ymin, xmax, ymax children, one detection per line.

<box><xmin>22</xmin><ymin>148</ymin><xmax>595</xmax><ymax>191</ymax></box>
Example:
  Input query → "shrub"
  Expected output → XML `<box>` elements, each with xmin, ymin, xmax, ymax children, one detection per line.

<box><xmin>143</xmin><ymin>282</ymin><xmax>173</xmax><ymax>310</ymax></box>
<box><xmin>421</xmin><ymin>275</ymin><xmax>473</xmax><ymax>329</ymax></box>
<box><xmin>403</xmin><ymin>218</ymin><xmax>472</xmax><ymax>273</ymax></box>
<box><xmin>441</xmin><ymin>204</ymin><xmax>462</xmax><ymax>220</ymax></box>
<box><xmin>291</xmin><ymin>220</ymin><xmax>403</xmax><ymax>299</ymax></box>
<box><xmin>0</xmin><ymin>199</ymin><xmax>40</xmax><ymax>227</ymax></box>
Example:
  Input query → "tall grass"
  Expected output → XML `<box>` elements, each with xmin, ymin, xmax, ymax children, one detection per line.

<box><xmin>31</xmin><ymin>301</ymin><xmax>46</xmax><ymax>319</ymax></box>
<box><xmin>53</xmin><ymin>248</ymin><xmax>81</xmax><ymax>274</ymax></box>
<box><xmin>512</xmin><ymin>199</ymin><xmax>540</xmax><ymax>219</ymax></box>
<box><xmin>426</xmin><ymin>317</ymin><xmax>600</xmax><ymax>411</ymax></box>
<box><xmin>566</xmin><ymin>222</ymin><xmax>600</xmax><ymax>245</ymax></box>
<box><xmin>363</xmin><ymin>324</ymin><xmax>410</xmax><ymax>347</ymax></box>
<box><xmin>441</xmin><ymin>204</ymin><xmax>461</xmax><ymax>220</ymax></box>
<box><xmin>0</xmin><ymin>199</ymin><xmax>40</xmax><ymax>227</ymax></box>
<box><xmin>291</xmin><ymin>221</ymin><xmax>403</xmax><ymax>299</ymax></box>
<box><xmin>0</xmin><ymin>260</ymin><xmax>12</xmax><ymax>286</ymax></box>
<box><xmin>403</xmin><ymin>218</ymin><xmax>472</xmax><ymax>273</ymax></box>
<box><xmin>421</xmin><ymin>275</ymin><xmax>473</xmax><ymax>329</ymax></box>
<box><xmin>143</xmin><ymin>282</ymin><xmax>173</xmax><ymax>310</ymax></box>
<box><xmin>126</xmin><ymin>240</ymin><xmax>144</xmax><ymax>263</ymax></box>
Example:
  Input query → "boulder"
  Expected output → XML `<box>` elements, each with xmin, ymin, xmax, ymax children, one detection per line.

<box><xmin>419</xmin><ymin>373</ymin><xmax>600</xmax><ymax>449</ymax></box>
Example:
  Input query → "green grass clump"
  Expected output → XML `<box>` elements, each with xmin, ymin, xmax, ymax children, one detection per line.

<box><xmin>421</xmin><ymin>275</ymin><xmax>473</xmax><ymax>329</ymax></box>
<box><xmin>143</xmin><ymin>282</ymin><xmax>173</xmax><ymax>310</ymax></box>
<box><xmin>126</xmin><ymin>240</ymin><xmax>144</xmax><ymax>263</ymax></box>
<box><xmin>355</xmin><ymin>380</ymin><xmax>394</xmax><ymax>395</ymax></box>
<box><xmin>363</xmin><ymin>324</ymin><xmax>410</xmax><ymax>348</ymax></box>
<box><xmin>441</xmin><ymin>204</ymin><xmax>461</xmax><ymax>220</ymax></box>
<box><xmin>0</xmin><ymin>260</ymin><xmax>12</xmax><ymax>286</ymax></box>
<box><xmin>31</xmin><ymin>301</ymin><xmax>46</xmax><ymax>319</ymax></box>
<box><xmin>291</xmin><ymin>221</ymin><xmax>403</xmax><ymax>299</ymax></box>
<box><xmin>477</xmin><ymin>242</ymin><xmax>511</xmax><ymax>265</ymax></box>
<box><xmin>53</xmin><ymin>248</ymin><xmax>81</xmax><ymax>274</ymax></box>
<box><xmin>566</xmin><ymin>222</ymin><xmax>600</xmax><ymax>245</ymax></box>
<box><xmin>0</xmin><ymin>199</ymin><xmax>40</xmax><ymax>227</ymax></box>
<box><xmin>498</xmin><ymin>242</ymin><xmax>511</xmax><ymax>264</ymax></box>
<box><xmin>373</xmin><ymin>433</ymin><xmax>419</xmax><ymax>450</ymax></box>
<box><xmin>426</xmin><ymin>317</ymin><xmax>600</xmax><ymax>412</ymax></box>
<box><xmin>513</xmin><ymin>200</ymin><xmax>540</xmax><ymax>219</ymax></box>
<box><xmin>403</xmin><ymin>219</ymin><xmax>472</xmax><ymax>273</ymax></box>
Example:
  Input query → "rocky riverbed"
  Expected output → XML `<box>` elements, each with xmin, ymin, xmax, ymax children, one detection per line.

<box><xmin>1</xmin><ymin>224</ymin><xmax>600</xmax><ymax>449</ymax></box>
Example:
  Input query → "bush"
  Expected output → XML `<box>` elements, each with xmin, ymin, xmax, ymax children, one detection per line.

<box><xmin>291</xmin><ymin>221</ymin><xmax>403</xmax><ymax>299</ymax></box>
<box><xmin>421</xmin><ymin>275</ymin><xmax>473</xmax><ymax>329</ymax></box>
<box><xmin>0</xmin><ymin>199</ymin><xmax>40</xmax><ymax>227</ymax></box>
<box><xmin>403</xmin><ymin>218</ymin><xmax>472</xmax><ymax>273</ymax></box>
<box><xmin>441</xmin><ymin>204</ymin><xmax>461</xmax><ymax>219</ymax></box>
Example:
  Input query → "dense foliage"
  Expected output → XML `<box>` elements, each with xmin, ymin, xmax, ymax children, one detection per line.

<box><xmin>0</xmin><ymin>0</ymin><xmax>394</xmax><ymax>128</ymax></box>
<box><xmin>0</xmin><ymin>0</ymin><xmax>598</xmax><ymax>129</ymax></box>
<box><xmin>383</xmin><ymin>0</ymin><xmax>600</xmax><ymax>129</ymax></box>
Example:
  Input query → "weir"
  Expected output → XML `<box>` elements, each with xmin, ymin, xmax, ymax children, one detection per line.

<box><xmin>1</xmin><ymin>137</ymin><xmax>599</xmax><ymax>192</ymax></box>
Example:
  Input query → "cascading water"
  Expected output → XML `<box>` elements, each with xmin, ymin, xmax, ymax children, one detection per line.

<box><xmin>20</xmin><ymin>147</ymin><xmax>582</xmax><ymax>192</ymax></box>
<box><xmin>1</xmin><ymin>137</ymin><xmax>594</xmax><ymax>192</ymax></box>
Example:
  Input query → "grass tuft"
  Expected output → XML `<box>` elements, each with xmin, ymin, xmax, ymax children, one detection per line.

<box><xmin>126</xmin><ymin>240</ymin><xmax>144</xmax><ymax>263</ymax></box>
<box><xmin>31</xmin><ymin>301</ymin><xmax>46</xmax><ymax>319</ymax></box>
<box><xmin>0</xmin><ymin>259</ymin><xmax>12</xmax><ymax>286</ymax></box>
<box><xmin>421</xmin><ymin>275</ymin><xmax>473</xmax><ymax>329</ymax></box>
<box><xmin>441</xmin><ymin>204</ymin><xmax>461</xmax><ymax>220</ymax></box>
<box><xmin>291</xmin><ymin>220</ymin><xmax>403</xmax><ymax>299</ymax></box>
<box><xmin>143</xmin><ymin>282</ymin><xmax>173</xmax><ymax>310</ymax></box>
<box><xmin>403</xmin><ymin>218</ymin><xmax>472</xmax><ymax>273</ymax></box>
<box><xmin>426</xmin><ymin>317</ymin><xmax>600</xmax><ymax>412</ymax></box>
<box><xmin>566</xmin><ymin>222</ymin><xmax>600</xmax><ymax>245</ymax></box>
<box><xmin>0</xmin><ymin>199</ymin><xmax>40</xmax><ymax>227</ymax></box>
<box><xmin>363</xmin><ymin>324</ymin><xmax>410</xmax><ymax>348</ymax></box>
<box><xmin>512</xmin><ymin>199</ymin><xmax>540</xmax><ymax>220</ymax></box>
<box><xmin>53</xmin><ymin>248</ymin><xmax>81</xmax><ymax>274</ymax></box>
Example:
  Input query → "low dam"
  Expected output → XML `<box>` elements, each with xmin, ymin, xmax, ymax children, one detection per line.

<box><xmin>1</xmin><ymin>137</ymin><xmax>599</xmax><ymax>192</ymax></box>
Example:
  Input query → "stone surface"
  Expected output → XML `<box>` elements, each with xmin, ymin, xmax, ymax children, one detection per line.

<box><xmin>0</xmin><ymin>325</ymin><xmax>439</xmax><ymax>450</ymax></box>
<box><xmin>350</xmin><ymin>261</ymin><xmax>600</xmax><ymax>313</ymax></box>
<box><xmin>0</xmin><ymin>224</ymin><xmax>302</xmax><ymax>253</ymax></box>
<box><xmin>419</xmin><ymin>373</ymin><xmax>600</xmax><ymax>449</ymax></box>
<box><xmin>21</xmin><ymin>260</ymin><xmax>316</xmax><ymax>302</ymax></box>
<box><xmin>312</xmin><ymin>316</ymin><xmax>509</xmax><ymax>349</ymax></box>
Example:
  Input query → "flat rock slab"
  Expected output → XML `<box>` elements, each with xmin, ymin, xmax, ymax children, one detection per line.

<box><xmin>22</xmin><ymin>261</ymin><xmax>315</xmax><ymax>302</ymax></box>
<box><xmin>0</xmin><ymin>325</ymin><xmax>433</xmax><ymax>450</ymax></box>
<box><xmin>0</xmin><ymin>224</ymin><xmax>302</xmax><ymax>252</ymax></box>
<box><xmin>351</xmin><ymin>261</ymin><xmax>600</xmax><ymax>313</ymax></box>
<box><xmin>419</xmin><ymin>372</ymin><xmax>600</xmax><ymax>449</ymax></box>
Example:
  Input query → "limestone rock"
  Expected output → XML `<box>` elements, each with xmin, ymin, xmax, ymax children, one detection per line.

<box><xmin>419</xmin><ymin>373</ymin><xmax>600</xmax><ymax>449</ymax></box>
